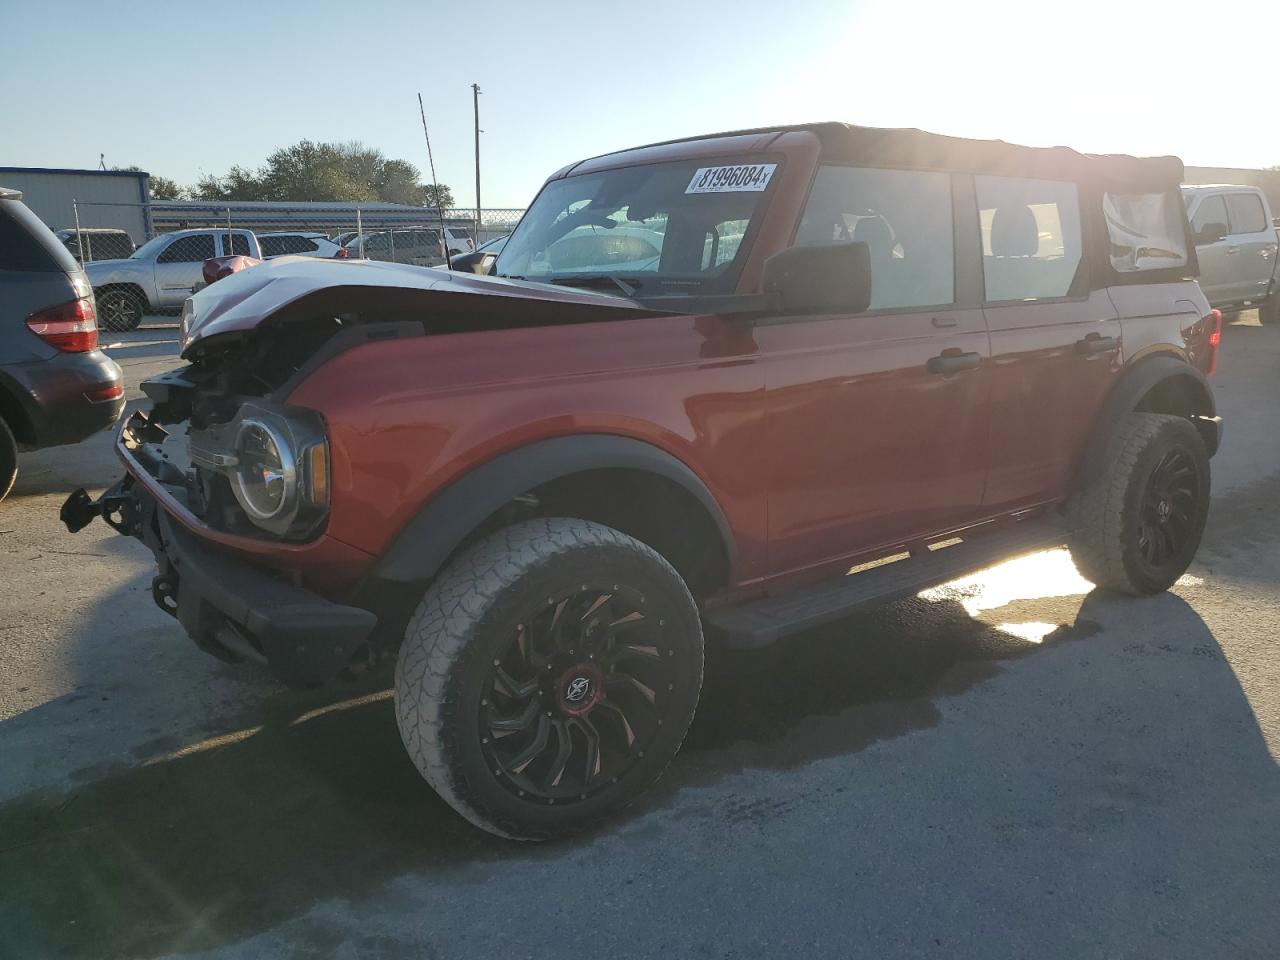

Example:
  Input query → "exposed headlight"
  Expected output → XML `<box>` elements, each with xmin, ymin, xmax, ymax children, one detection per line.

<box><xmin>232</xmin><ymin>419</ymin><xmax>296</xmax><ymax>521</ymax></box>
<box><xmin>191</xmin><ymin>402</ymin><xmax>329</xmax><ymax>539</ymax></box>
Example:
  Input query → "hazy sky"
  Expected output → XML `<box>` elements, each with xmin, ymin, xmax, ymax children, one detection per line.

<box><xmin>3</xmin><ymin>0</ymin><xmax>1277</xmax><ymax>208</ymax></box>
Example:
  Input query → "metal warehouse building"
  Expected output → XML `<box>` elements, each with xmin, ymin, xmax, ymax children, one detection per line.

<box><xmin>0</xmin><ymin>166</ymin><xmax>152</xmax><ymax>242</ymax></box>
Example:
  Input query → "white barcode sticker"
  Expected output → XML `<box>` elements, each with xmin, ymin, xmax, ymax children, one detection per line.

<box><xmin>685</xmin><ymin>163</ymin><xmax>777</xmax><ymax>194</ymax></box>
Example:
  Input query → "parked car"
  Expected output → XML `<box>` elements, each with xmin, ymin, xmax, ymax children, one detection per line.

<box><xmin>53</xmin><ymin>228</ymin><xmax>136</xmax><ymax>263</ymax></box>
<box><xmin>345</xmin><ymin>226</ymin><xmax>475</xmax><ymax>264</ymax></box>
<box><xmin>449</xmin><ymin>234</ymin><xmax>507</xmax><ymax>273</ymax></box>
<box><xmin>84</xmin><ymin>228</ymin><xmax>262</xmax><ymax>331</ymax></box>
<box><xmin>0</xmin><ymin>188</ymin><xmax>124</xmax><ymax>501</ymax></box>
<box><xmin>257</xmin><ymin>231</ymin><xmax>348</xmax><ymax>259</ymax></box>
<box><xmin>1181</xmin><ymin>184</ymin><xmax>1279</xmax><ymax>325</ymax></box>
<box><xmin>62</xmin><ymin>123</ymin><xmax>1222</xmax><ymax>840</ymax></box>
<box><xmin>344</xmin><ymin>228</ymin><xmax>445</xmax><ymax>266</ymax></box>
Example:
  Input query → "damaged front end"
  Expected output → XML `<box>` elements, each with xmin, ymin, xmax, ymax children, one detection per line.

<box><xmin>61</xmin><ymin>404</ymin><xmax>377</xmax><ymax>687</ymax></box>
<box><xmin>59</xmin><ymin>256</ymin><xmax>662</xmax><ymax>685</ymax></box>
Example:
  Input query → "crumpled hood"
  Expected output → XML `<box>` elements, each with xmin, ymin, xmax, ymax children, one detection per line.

<box><xmin>180</xmin><ymin>256</ymin><xmax>657</xmax><ymax>356</ymax></box>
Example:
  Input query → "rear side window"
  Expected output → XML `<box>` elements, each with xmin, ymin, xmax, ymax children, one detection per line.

<box><xmin>259</xmin><ymin>236</ymin><xmax>287</xmax><ymax>256</ymax></box>
<box><xmin>1227</xmin><ymin>193</ymin><xmax>1267</xmax><ymax>234</ymax></box>
<box><xmin>1103</xmin><ymin>190</ymin><xmax>1188</xmax><ymax>273</ymax></box>
<box><xmin>221</xmin><ymin>232</ymin><xmax>253</xmax><ymax>256</ymax></box>
<box><xmin>795</xmin><ymin>166</ymin><xmax>954</xmax><ymax>310</ymax></box>
<box><xmin>0</xmin><ymin>199</ymin><xmax>79</xmax><ymax>273</ymax></box>
<box><xmin>977</xmin><ymin>176</ymin><xmax>1082</xmax><ymax>301</ymax></box>
<box><xmin>158</xmin><ymin>234</ymin><xmax>216</xmax><ymax>263</ymax></box>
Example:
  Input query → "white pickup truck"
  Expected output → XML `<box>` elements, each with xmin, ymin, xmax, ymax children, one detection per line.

<box><xmin>85</xmin><ymin>228</ymin><xmax>261</xmax><ymax>331</ymax></box>
<box><xmin>1183</xmin><ymin>184</ymin><xmax>1279</xmax><ymax>325</ymax></box>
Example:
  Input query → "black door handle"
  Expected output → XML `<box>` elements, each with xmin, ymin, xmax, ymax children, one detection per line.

<box><xmin>927</xmin><ymin>351</ymin><xmax>981</xmax><ymax>374</ymax></box>
<box><xmin>1075</xmin><ymin>335</ymin><xmax>1120</xmax><ymax>355</ymax></box>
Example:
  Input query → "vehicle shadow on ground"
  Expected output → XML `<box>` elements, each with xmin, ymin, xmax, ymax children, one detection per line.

<box><xmin>2</xmin><ymin>573</ymin><xmax>1268</xmax><ymax>960</ymax></box>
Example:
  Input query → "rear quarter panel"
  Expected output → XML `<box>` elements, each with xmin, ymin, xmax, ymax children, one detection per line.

<box><xmin>286</xmin><ymin>313</ymin><xmax>771</xmax><ymax>584</ymax></box>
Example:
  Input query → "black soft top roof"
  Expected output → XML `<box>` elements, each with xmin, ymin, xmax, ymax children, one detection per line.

<box><xmin>618</xmin><ymin>122</ymin><xmax>1184</xmax><ymax>188</ymax></box>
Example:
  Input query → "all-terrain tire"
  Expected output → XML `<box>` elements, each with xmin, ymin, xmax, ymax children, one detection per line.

<box><xmin>0</xmin><ymin>417</ymin><xmax>17</xmax><ymax>502</ymax></box>
<box><xmin>1067</xmin><ymin>412</ymin><xmax>1210</xmax><ymax>595</ymax></box>
<box><xmin>395</xmin><ymin>518</ymin><xmax>704</xmax><ymax>840</ymax></box>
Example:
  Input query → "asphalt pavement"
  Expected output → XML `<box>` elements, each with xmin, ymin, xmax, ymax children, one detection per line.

<box><xmin>1</xmin><ymin>315</ymin><xmax>1278</xmax><ymax>960</ymax></box>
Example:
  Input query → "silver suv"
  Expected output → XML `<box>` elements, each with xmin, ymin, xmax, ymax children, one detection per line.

<box><xmin>84</xmin><ymin>228</ymin><xmax>262</xmax><ymax>331</ymax></box>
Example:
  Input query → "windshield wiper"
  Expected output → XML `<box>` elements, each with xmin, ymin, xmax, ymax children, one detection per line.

<box><xmin>545</xmin><ymin>275</ymin><xmax>640</xmax><ymax>297</ymax></box>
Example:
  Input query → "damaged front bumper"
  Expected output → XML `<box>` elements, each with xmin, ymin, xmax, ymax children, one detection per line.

<box><xmin>61</xmin><ymin>413</ymin><xmax>376</xmax><ymax>688</ymax></box>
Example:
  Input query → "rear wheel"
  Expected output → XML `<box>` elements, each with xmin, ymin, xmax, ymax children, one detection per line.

<box><xmin>395</xmin><ymin>518</ymin><xmax>704</xmax><ymax>839</ymax></box>
<box><xmin>1067</xmin><ymin>413</ymin><xmax>1210</xmax><ymax>595</ymax></box>
<box><xmin>0</xmin><ymin>417</ymin><xmax>16</xmax><ymax>502</ymax></box>
<box><xmin>96</xmin><ymin>288</ymin><xmax>144</xmax><ymax>332</ymax></box>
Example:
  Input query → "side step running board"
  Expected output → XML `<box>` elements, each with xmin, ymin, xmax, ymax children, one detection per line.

<box><xmin>704</xmin><ymin>518</ymin><xmax>1069</xmax><ymax>649</ymax></box>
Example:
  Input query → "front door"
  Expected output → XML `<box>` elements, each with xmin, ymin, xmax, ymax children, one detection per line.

<box><xmin>154</xmin><ymin>232</ymin><xmax>216</xmax><ymax>306</ymax></box>
<box><xmin>1189</xmin><ymin>193</ymin><xmax>1233</xmax><ymax>305</ymax></box>
<box><xmin>758</xmin><ymin>165</ymin><xmax>990</xmax><ymax>578</ymax></box>
<box><xmin>976</xmin><ymin>175</ymin><xmax>1122</xmax><ymax>508</ymax></box>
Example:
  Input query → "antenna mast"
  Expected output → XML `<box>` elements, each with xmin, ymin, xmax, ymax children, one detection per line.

<box><xmin>418</xmin><ymin>92</ymin><xmax>453</xmax><ymax>271</ymax></box>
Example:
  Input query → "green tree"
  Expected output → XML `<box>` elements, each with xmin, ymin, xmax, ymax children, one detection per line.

<box><xmin>422</xmin><ymin>182</ymin><xmax>455</xmax><ymax>210</ymax></box>
<box><xmin>195</xmin><ymin>140</ymin><xmax>451</xmax><ymax>206</ymax></box>
<box><xmin>112</xmin><ymin>165</ymin><xmax>186</xmax><ymax>200</ymax></box>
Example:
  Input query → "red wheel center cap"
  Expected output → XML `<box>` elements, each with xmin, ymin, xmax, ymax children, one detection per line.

<box><xmin>557</xmin><ymin>664</ymin><xmax>605</xmax><ymax>716</ymax></box>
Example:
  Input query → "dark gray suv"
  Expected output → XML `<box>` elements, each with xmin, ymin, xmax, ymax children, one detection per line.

<box><xmin>0</xmin><ymin>187</ymin><xmax>124</xmax><ymax>500</ymax></box>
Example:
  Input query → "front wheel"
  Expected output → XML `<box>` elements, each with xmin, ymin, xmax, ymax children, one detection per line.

<box><xmin>1067</xmin><ymin>412</ymin><xmax>1210</xmax><ymax>595</ymax></box>
<box><xmin>395</xmin><ymin>518</ymin><xmax>704</xmax><ymax>839</ymax></box>
<box><xmin>96</xmin><ymin>288</ymin><xmax>145</xmax><ymax>332</ymax></box>
<box><xmin>1260</xmin><ymin>297</ymin><xmax>1280</xmax><ymax>327</ymax></box>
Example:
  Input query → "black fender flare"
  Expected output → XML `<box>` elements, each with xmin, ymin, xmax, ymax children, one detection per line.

<box><xmin>372</xmin><ymin>434</ymin><xmax>737</xmax><ymax>583</ymax></box>
<box><xmin>1074</xmin><ymin>356</ymin><xmax>1220</xmax><ymax>491</ymax></box>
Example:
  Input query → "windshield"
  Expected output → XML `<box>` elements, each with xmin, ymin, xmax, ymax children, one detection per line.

<box><xmin>130</xmin><ymin>233</ymin><xmax>173</xmax><ymax>260</ymax></box>
<box><xmin>495</xmin><ymin>157</ymin><xmax>777</xmax><ymax>295</ymax></box>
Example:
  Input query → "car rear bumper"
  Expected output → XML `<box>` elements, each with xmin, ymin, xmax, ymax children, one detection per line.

<box><xmin>0</xmin><ymin>350</ymin><xmax>124</xmax><ymax>448</ymax></box>
<box><xmin>63</xmin><ymin>476</ymin><xmax>377</xmax><ymax>687</ymax></box>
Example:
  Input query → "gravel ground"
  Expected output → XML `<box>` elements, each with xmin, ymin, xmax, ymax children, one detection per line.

<box><xmin>1</xmin><ymin>315</ymin><xmax>1277</xmax><ymax>960</ymax></box>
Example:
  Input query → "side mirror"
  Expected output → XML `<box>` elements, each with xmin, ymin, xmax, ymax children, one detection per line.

<box><xmin>762</xmin><ymin>241</ymin><xmax>871</xmax><ymax>314</ymax></box>
<box><xmin>1195</xmin><ymin>221</ymin><xmax>1228</xmax><ymax>246</ymax></box>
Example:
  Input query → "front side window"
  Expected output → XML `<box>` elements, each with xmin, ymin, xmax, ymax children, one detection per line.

<box><xmin>1227</xmin><ymin>193</ymin><xmax>1266</xmax><ymax>234</ymax></box>
<box><xmin>496</xmin><ymin>157</ymin><xmax>777</xmax><ymax>296</ymax></box>
<box><xmin>794</xmin><ymin>166</ymin><xmax>954</xmax><ymax>311</ymax></box>
<box><xmin>1190</xmin><ymin>195</ymin><xmax>1229</xmax><ymax>240</ymax></box>
<box><xmin>158</xmin><ymin>233</ymin><xmax>216</xmax><ymax>263</ymax></box>
<box><xmin>1103</xmin><ymin>190</ymin><xmax>1188</xmax><ymax>273</ymax></box>
<box><xmin>977</xmin><ymin>176</ymin><xmax>1082</xmax><ymax>301</ymax></box>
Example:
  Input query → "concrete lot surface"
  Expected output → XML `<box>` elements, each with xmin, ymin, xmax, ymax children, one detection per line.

<box><xmin>1</xmin><ymin>317</ymin><xmax>1278</xmax><ymax>959</ymax></box>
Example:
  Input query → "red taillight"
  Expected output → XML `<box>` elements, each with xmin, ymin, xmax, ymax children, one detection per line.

<box><xmin>1206</xmin><ymin>308</ymin><xmax>1223</xmax><ymax>377</ymax></box>
<box><xmin>85</xmin><ymin>383</ymin><xmax>123</xmax><ymax>402</ymax></box>
<box><xmin>335</xmin><ymin>247</ymin><xmax>349</xmax><ymax>258</ymax></box>
<box><xmin>26</xmin><ymin>298</ymin><xmax>98</xmax><ymax>352</ymax></box>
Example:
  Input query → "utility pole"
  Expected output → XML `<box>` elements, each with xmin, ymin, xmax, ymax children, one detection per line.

<box><xmin>472</xmin><ymin>83</ymin><xmax>482</xmax><ymax>243</ymax></box>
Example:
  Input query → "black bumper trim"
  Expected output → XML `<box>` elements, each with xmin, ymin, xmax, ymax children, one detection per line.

<box><xmin>158</xmin><ymin>512</ymin><xmax>377</xmax><ymax>687</ymax></box>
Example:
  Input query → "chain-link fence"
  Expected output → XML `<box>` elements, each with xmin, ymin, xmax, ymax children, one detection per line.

<box><xmin>63</xmin><ymin>199</ymin><xmax>524</xmax><ymax>267</ymax></box>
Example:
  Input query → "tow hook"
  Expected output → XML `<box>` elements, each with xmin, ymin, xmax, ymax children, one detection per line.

<box><xmin>59</xmin><ymin>488</ymin><xmax>99</xmax><ymax>533</ymax></box>
<box><xmin>60</xmin><ymin>478</ymin><xmax>137</xmax><ymax>534</ymax></box>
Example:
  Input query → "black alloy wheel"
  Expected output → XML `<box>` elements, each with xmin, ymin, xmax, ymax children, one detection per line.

<box><xmin>1136</xmin><ymin>449</ymin><xmax>1201</xmax><ymax>568</ymax></box>
<box><xmin>480</xmin><ymin>583</ymin><xmax>676</xmax><ymax>804</ymax></box>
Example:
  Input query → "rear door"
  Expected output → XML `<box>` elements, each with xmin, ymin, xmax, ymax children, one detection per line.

<box><xmin>154</xmin><ymin>232</ymin><xmax>216</xmax><ymax>306</ymax></box>
<box><xmin>978</xmin><ymin>174</ymin><xmax>1122</xmax><ymax>508</ymax></box>
<box><xmin>1224</xmin><ymin>191</ymin><xmax>1276</xmax><ymax>304</ymax></box>
<box><xmin>1189</xmin><ymin>194</ymin><xmax>1233</xmax><ymax>304</ymax></box>
<box><xmin>758</xmin><ymin>165</ymin><xmax>991</xmax><ymax>576</ymax></box>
